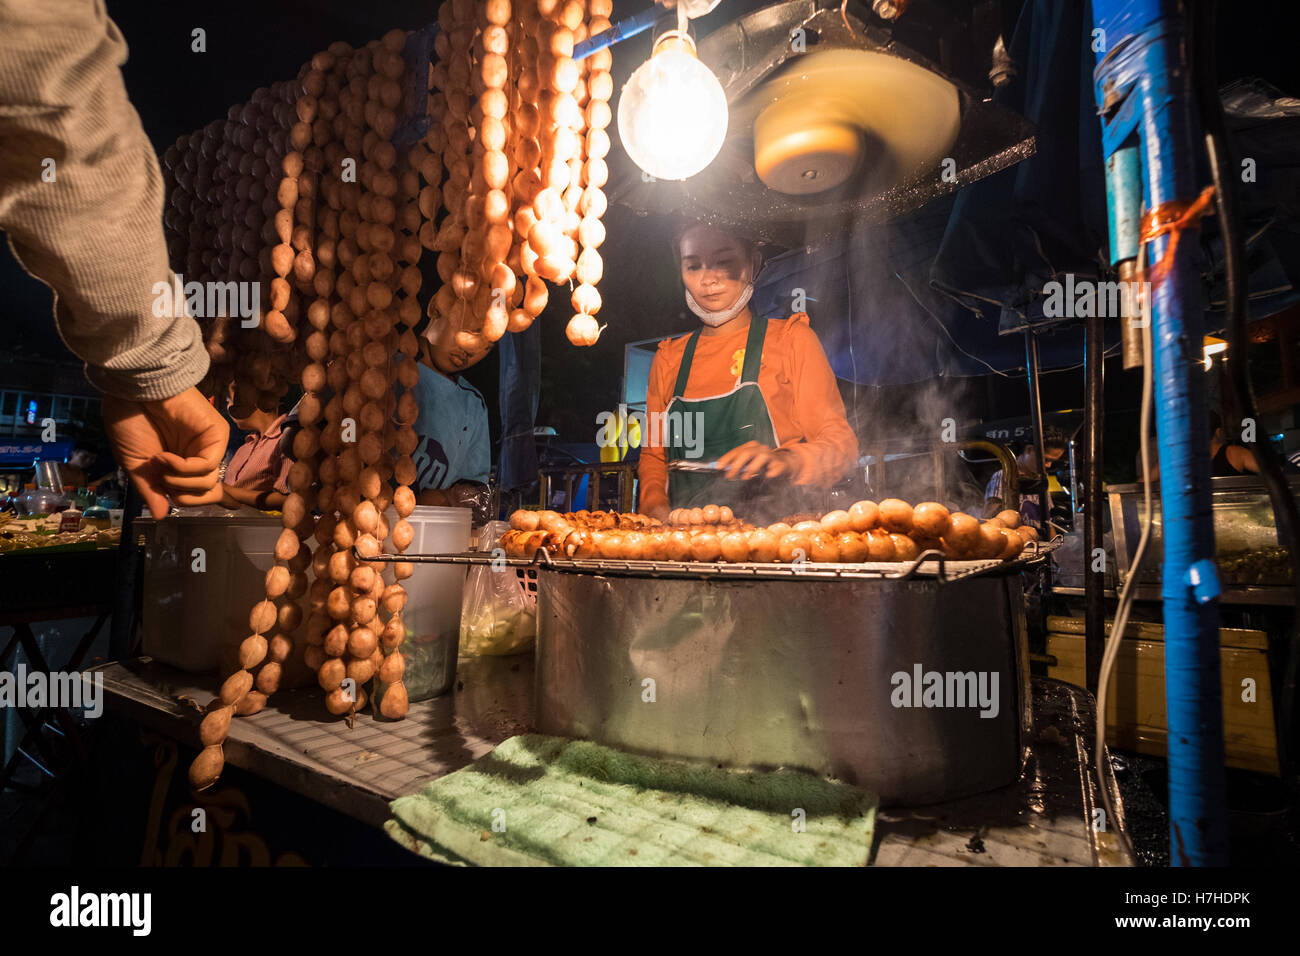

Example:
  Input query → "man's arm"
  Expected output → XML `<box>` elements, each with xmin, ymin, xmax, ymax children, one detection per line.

<box><xmin>0</xmin><ymin>2</ymin><xmax>227</xmax><ymax>517</ymax></box>
<box><xmin>0</xmin><ymin>1</ymin><xmax>210</xmax><ymax>400</ymax></box>
<box><xmin>653</xmin><ymin>0</ymin><xmax>724</xmax><ymax>16</ymax></box>
<box><xmin>221</xmin><ymin>484</ymin><xmax>286</xmax><ymax>512</ymax></box>
<box><xmin>1228</xmin><ymin>444</ymin><xmax>1261</xmax><ymax>474</ymax></box>
<box><xmin>464</xmin><ymin>394</ymin><xmax>492</xmax><ymax>486</ymax></box>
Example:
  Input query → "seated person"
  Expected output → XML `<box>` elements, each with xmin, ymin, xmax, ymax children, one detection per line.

<box><xmin>221</xmin><ymin>383</ymin><xmax>297</xmax><ymax>511</ymax></box>
<box><xmin>59</xmin><ymin>443</ymin><xmax>107</xmax><ymax>490</ymax></box>
<box><xmin>1139</xmin><ymin>410</ymin><xmax>1261</xmax><ymax>481</ymax></box>
<box><xmin>1209</xmin><ymin>410</ymin><xmax>1260</xmax><ymax>476</ymax></box>
<box><xmin>983</xmin><ymin>429</ymin><xmax>1067</xmax><ymax>532</ymax></box>
<box><xmin>411</xmin><ymin>311</ymin><xmax>492</xmax><ymax>513</ymax></box>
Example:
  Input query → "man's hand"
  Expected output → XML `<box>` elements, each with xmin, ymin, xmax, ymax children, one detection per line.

<box><xmin>102</xmin><ymin>387</ymin><xmax>230</xmax><ymax>518</ymax></box>
<box><xmin>416</xmin><ymin>488</ymin><xmax>451</xmax><ymax>507</ymax></box>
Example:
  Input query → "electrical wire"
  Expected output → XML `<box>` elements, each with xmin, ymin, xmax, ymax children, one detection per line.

<box><xmin>894</xmin><ymin>270</ymin><xmax>1017</xmax><ymax>377</ymax></box>
<box><xmin>896</xmin><ymin>269</ymin><xmax>1123</xmax><ymax>380</ymax></box>
<box><xmin>1094</xmin><ymin>246</ymin><xmax>1150</xmax><ymax>862</ymax></box>
<box><xmin>1037</xmin><ymin>342</ymin><xmax>1123</xmax><ymax>375</ymax></box>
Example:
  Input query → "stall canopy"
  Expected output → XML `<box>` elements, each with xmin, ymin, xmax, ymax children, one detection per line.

<box><xmin>497</xmin><ymin>0</ymin><xmax>1300</xmax><ymax>471</ymax></box>
<box><xmin>750</xmin><ymin>197</ymin><xmax>1044</xmax><ymax>385</ymax></box>
<box><xmin>752</xmin><ymin>0</ymin><xmax>1300</xmax><ymax>386</ymax></box>
<box><xmin>748</xmin><ymin>0</ymin><xmax>1112</xmax><ymax>385</ymax></box>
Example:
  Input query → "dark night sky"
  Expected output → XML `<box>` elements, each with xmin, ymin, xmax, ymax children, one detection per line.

<box><xmin>3</xmin><ymin>1</ymin><xmax>1299</xmax><ymax>448</ymax></box>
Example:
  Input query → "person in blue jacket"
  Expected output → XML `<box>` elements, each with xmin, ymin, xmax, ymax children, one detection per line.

<box><xmin>410</xmin><ymin>312</ymin><xmax>492</xmax><ymax>511</ymax></box>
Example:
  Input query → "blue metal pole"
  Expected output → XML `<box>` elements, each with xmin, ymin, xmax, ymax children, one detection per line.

<box><xmin>1091</xmin><ymin>0</ymin><xmax>1228</xmax><ymax>864</ymax></box>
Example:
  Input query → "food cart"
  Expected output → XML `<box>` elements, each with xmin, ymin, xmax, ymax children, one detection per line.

<box><xmin>8</xmin><ymin>0</ymin><xmax>1295</xmax><ymax>874</ymax></box>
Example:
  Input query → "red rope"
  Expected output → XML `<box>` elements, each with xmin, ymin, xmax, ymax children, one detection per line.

<box><xmin>1139</xmin><ymin>185</ymin><xmax>1216</xmax><ymax>286</ymax></box>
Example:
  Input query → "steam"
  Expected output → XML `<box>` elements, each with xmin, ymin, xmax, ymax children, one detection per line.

<box><xmin>761</xmin><ymin>208</ymin><xmax>986</xmax><ymax>516</ymax></box>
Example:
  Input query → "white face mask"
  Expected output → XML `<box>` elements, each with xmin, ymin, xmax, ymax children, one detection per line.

<box><xmin>685</xmin><ymin>282</ymin><xmax>755</xmax><ymax>327</ymax></box>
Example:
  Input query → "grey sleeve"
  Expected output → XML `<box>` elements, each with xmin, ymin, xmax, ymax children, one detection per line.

<box><xmin>0</xmin><ymin>0</ymin><xmax>208</xmax><ymax>401</ymax></box>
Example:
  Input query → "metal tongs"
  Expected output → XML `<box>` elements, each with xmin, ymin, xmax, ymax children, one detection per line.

<box><xmin>667</xmin><ymin>460</ymin><xmax>722</xmax><ymax>473</ymax></box>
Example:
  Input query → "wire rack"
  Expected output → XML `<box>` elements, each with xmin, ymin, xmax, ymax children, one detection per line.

<box><xmin>357</xmin><ymin>538</ymin><xmax>1060</xmax><ymax>584</ymax></box>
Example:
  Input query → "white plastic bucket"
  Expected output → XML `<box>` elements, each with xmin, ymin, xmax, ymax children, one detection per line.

<box><xmin>137</xmin><ymin>514</ymin><xmax>282</xmax><ymax>671</ymax></box>
<box><xmin>138</xmin><ymin>506</ymin><xmax>470</xmax><ymax>694</ymax></box>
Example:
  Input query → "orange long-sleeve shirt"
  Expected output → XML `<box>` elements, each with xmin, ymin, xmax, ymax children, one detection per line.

<box><xmin>638</xmin><ymin>313</ymin><xmax>859</xmax><ymax>515</ymax></box>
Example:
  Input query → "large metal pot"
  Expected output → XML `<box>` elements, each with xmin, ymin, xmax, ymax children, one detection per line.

<box><xmin>536</xmin><ymin>568</ymin><xmax>1031</xmax><ymax>806</ymax></box>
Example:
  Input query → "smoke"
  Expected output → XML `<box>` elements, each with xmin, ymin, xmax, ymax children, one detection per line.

<box><xmin>759</xmin><ymin>208</ymin><xmax>987</xmax><ymax>514</ymax></box>
<box><xmin>851</xmin><ymin>375</ymin><xmax>988</xmax><ymax>515</ymax></box>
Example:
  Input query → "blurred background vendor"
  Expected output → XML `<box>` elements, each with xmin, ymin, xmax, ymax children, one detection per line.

<box><xmin>1141</xmin><ymin>409</ymin><xmax>1262</xmax><ymax>483</ymax></box>
<box><xmin>638</xmin><ymin>222</ymin><xmax>858</xmax><ymax>522</ymax></box>
<box><xmin>412</xmin><ymin>311</ymin><xmax>492</xmax><ymax>515</ymax></box>
<box><xmin>1208</xmin><ymin>409</ymin><xmax>1260</xmax><ymax>476</ymax></box>
<box><xmin>983</xmin><ymin>428</ymin><xmax>1067</xmax><ymax>533</ymax></box>
<box><xmin>59</xmin><ymin>440</ymin><xmax>115</xmax><ymax>492</ymax></box>
<box><xmin>221</xmin><ymin>382</ymin><xmax>298</xmax><ymax>511</ymax></box>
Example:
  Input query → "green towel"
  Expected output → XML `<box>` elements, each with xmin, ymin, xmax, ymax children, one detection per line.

<box><xmin>386</xmin><ymin>735</ymin><xmax>876</xmax><ymax>866</ymax></box>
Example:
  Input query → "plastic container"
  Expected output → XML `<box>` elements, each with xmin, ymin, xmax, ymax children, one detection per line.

<box><xmin>17</xmin><ymin>488</ymin><xmax>68</xmax><ymax>515</ymax></box>
<box><xmin>136</xmin><ymin>512</ymin><xmax>283</xmax><ymax>671</ymax></box>
<box><xmin>379</xmin><ymin>504</ymin><xmax>471</xmax><ymax>703</ymax></box>
<box><xmin>35</xmin><ymin>460</ymin><xmax>64</xmax><ymax>491</ymax></box>
<box><xmin>1109</xmin><ymin>474</ymin><xmax>1300</xmax><ymax>588</ymax></box>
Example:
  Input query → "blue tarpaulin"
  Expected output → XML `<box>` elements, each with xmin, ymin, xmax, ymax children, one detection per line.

<box><xmin>752</xmin><ymin>197</ymin><xmax>1034</xmax><ymax>384</ymax></box>
<box><xmin>932</xmin><ymin>0</ymin><xmax>1110</xmax><ymax>334</ymax></box>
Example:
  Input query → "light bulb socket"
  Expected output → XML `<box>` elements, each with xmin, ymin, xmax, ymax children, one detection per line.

<box><xmin>651</xmin><ymin>19</ymin><xmax>697</xmax><ymax>58</ymax></box>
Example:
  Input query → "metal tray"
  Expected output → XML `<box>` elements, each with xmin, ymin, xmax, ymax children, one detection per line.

<box><xmin>533</xmin><ymin>560</ymin><xmax>1032</xmax><ymax>806</ymax></box>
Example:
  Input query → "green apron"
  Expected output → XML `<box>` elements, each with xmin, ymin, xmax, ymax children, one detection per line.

<box><xmin>665</xmin><ymin>316</ymin><xmax>779</xmax><ymax>509</ymax></box>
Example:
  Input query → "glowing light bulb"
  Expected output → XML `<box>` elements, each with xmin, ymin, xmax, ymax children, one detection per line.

<box><xmin>1202</xmin><ymin>336</ymin><xmax>1227</xmax><ymax>370</ymax></box>
<box><xmin>617</xmin><ymin>38</ymin><xmax>728</xmax><ymax>181</ymax></box>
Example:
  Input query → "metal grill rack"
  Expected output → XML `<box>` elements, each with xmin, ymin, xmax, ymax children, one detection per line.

<box><xmin>357</xmin><ymin>537</ymin><xmax>1059</xmax><ymax>585</ymax></box>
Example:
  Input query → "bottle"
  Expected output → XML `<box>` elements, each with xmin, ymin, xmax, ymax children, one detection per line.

<box><xmin>59</xmin><ymin>507</ymin><xmax>83</xmax><ymax>533</ymax></box>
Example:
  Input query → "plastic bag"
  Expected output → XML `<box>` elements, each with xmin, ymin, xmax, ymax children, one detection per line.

<box><xmin>421</xmin><ymin>482</ymin><xmax>494</xmax><ymax>524</ymax></box>
<box><xmin>459</xmin><ymin>521</ymin><xmax>537</xmax><ymax>656</ymax></box>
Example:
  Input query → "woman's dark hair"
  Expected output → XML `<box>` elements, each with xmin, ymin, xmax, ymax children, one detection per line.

<box><xmin>1041</xmin><ymin>426</ymin><xmax>1068</xmax><ymax>453</ymax></box>
<box><xmin>1208</xmin><ymin>409</ymin><xmax>1223</xmax><ymax>437</ymax></box>
<box><xmin>670</xmin><ymin>220</ymin><xmax>760</xmax><ymax>263</ymax></box>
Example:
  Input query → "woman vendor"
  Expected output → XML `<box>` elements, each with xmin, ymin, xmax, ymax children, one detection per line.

<box><xmin>638</xmin><ymin>222</ymin><xmax>859</xmax><ymax>522</ymax></box>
